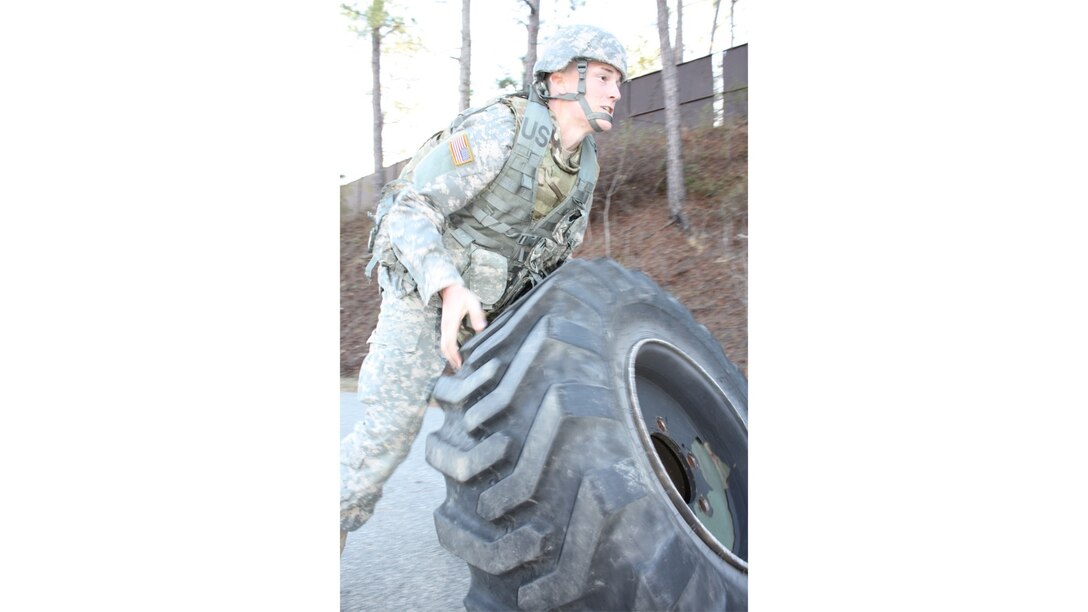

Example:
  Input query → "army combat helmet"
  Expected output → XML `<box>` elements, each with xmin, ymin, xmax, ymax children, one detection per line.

<box><xmin>532</xmin><ymin>24</ymin><xmax>628</xmax><ymax>132</ymax></box>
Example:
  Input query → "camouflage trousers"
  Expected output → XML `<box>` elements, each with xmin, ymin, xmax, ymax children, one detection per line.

<box><xmin>340</xmin><ymin>284</ymin><xmax>446</xmax><ymax>533</ymax></box>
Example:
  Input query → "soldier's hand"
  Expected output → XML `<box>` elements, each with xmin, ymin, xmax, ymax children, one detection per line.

<box><xmin>439</xmin><ymin>283</ymin><xmax>487</xmax><ymax>370</ymax></box>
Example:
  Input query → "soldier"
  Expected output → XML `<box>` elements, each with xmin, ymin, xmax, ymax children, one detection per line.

<box><xmin>341</xmin><ymin>24</ymin><xmax>627</xmax><ymax>552</ymax></box>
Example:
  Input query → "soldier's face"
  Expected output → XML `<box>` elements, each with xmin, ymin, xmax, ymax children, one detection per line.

<box><xmin>552</xmin><ymin>60</ymin><xmax>623</xmax><ymax>131</ymax></box>
<box><xmin>583</xmin><ymin>61</ymin><xmax>622</xmax><ymax>129</ymax></box>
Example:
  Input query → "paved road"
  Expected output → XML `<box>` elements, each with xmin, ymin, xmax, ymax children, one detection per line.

<box><xmin>340</xmin><ymin>392</ymin><xmax>470</xmax><ymax>611</ymax></box>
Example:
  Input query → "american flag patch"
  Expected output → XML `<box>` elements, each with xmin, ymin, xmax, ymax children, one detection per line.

<box><xmin>449</xmin><ymin>131</ymin><xmax>474</xmax><ymax>166</ymax></box>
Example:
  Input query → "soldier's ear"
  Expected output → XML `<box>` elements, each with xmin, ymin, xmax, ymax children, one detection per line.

<box><xmin>548</xmin><ymin>70</ymin><xmax>566</xmax><ymax>94</ymax></box>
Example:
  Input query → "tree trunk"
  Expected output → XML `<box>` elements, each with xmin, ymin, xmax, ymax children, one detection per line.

<box><xmin>371</xmin><ymin>23</ymin><xmax>385</xmax><ymax>187</ymax></box>
<box><xmin>459</xmin><ymin>0</ymin><xmax>471</xmax><ymax>111</ymax></box>
<box><xmin>730</xmin><ymin>0</ymin><xmax>738</xmax><ymax>47</ymax></box>
<box><xmin>656</xmin><ymin>0</ymin><xmax>688</xmax><ymax>232</ymax></box>
<box><xmin>675</xmin><ymin>0</ymin><xmax>684</xmax><ymax>64</ymax></box>
<box><xmin>709</xmin><ymin>0</ymin><xmax>721</xmax><ymax>54</ymax></box>
<box><xmin>520</xmin><ymin>0</ymin><xmax>540</xmax><ymax>93</ymax></box>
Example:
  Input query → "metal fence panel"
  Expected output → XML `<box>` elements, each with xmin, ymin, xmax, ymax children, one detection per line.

<box><xmin>722</xmin><ymin>44</ymin><xmax>748</xmax><ymax>120</ymax></box>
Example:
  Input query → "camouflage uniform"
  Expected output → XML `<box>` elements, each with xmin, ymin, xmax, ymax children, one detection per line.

<box><xmin>341</xmin><ymin>25</ymin><xmax>627</xmax><ymax>533</ymax></box>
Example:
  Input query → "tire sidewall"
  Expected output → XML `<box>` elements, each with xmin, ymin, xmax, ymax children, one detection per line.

<box><xmin>606</xmin><ymin>295</ymin><xmax>749</xmax><ymax>573</ymax></box>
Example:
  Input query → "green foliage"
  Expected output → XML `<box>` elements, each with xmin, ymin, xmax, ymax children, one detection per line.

<box><xmin>341</xmin><ymin>0</ymin><xmax>417</xmax><ymax>48</ymax></box>
<box><xmin>495</xmin><ymin>76</ymin><xmax>520</xmax><ymax>93</ymax></box>
<box><xmin>341</xmin><ymin>3</ymin><xmax>366</xmax><ymax>36</ymax></box>
<box><xmin>625</xmin><ymin>35</ymin><xmax>663</xmax><ymax>79</ymax></box>
<box><xmin>364</xmin><ymin>0</ymin><xmax>388</xmax><ymax>30</ymax></box>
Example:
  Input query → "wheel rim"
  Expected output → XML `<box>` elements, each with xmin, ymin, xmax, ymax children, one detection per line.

<box><xmin>627</xmin><ymin>340</ymin><xmax>748</xmax><ymax>569</ymax></box>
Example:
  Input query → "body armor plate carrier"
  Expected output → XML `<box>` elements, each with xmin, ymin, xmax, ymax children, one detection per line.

<box><xmin>447</xmin><ymin>94</ymin><xmax>597</xmax><ymax>312</ymax></box>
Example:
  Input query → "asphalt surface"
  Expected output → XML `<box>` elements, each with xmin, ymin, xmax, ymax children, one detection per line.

<box><xmin>340</xmin><ymin>392</ymin><xmax>470</xmax><ymax>611</ymax></box>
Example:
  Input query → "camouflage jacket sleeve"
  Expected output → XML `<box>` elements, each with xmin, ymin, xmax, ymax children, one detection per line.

<box><xmin>383</xmin><ymin>102</ymin><xmax>516</xmax><ymax>305</ymax></box>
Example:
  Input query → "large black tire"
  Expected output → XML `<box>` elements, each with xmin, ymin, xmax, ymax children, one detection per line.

<box><xmin>426</xmin><ymin>258</ymin><xmax>748</xmax><ymax>611</ymax></box>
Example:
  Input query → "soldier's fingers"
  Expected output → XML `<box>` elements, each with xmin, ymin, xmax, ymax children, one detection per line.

<box><xmin>440</xmin><ymin>326</ymin><xmax>462</xmax><ymax>369</ymax></box>
<box><xmin>469</xmin><ymin>304</ymin><xmax>487</xmax><ymax>332</ymax></box>
<box><xmin>439</xmin><ymin>308</ymin><xmax>460</xmax><ymax>368</ymax></box>
<box><xmin>441</xmin><ymin>337</ymin><xmax>460</xmax><ymax>369</ymax></box>
<box><xmin>447</xmin><ymin>343</ymin><xmax>462</xmax><ymax>370</ymax></box>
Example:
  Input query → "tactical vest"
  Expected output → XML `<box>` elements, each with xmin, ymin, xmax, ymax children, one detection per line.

<box><xmin>448</xmin><ymin>95</ymin><xmax>598</xmax><ymax>311</ymax></box>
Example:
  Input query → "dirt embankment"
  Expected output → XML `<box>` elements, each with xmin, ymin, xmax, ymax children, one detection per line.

<box><xmin>341</xmin><ymin>120</ymin><xmax>747</xmax><ymax>379</ymax></box>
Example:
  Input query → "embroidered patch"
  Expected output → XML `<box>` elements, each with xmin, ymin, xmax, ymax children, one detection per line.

<box><xmin>449</xmin><ymin>131</ymin><xmax>474</xmax><ymax>166</ymax></box>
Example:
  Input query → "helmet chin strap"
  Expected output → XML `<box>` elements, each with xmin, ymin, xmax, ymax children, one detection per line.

<box><xmin>543</xmin><ymin>60</ymin><xmax>613</xmax><ymax>132</ymax></box>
